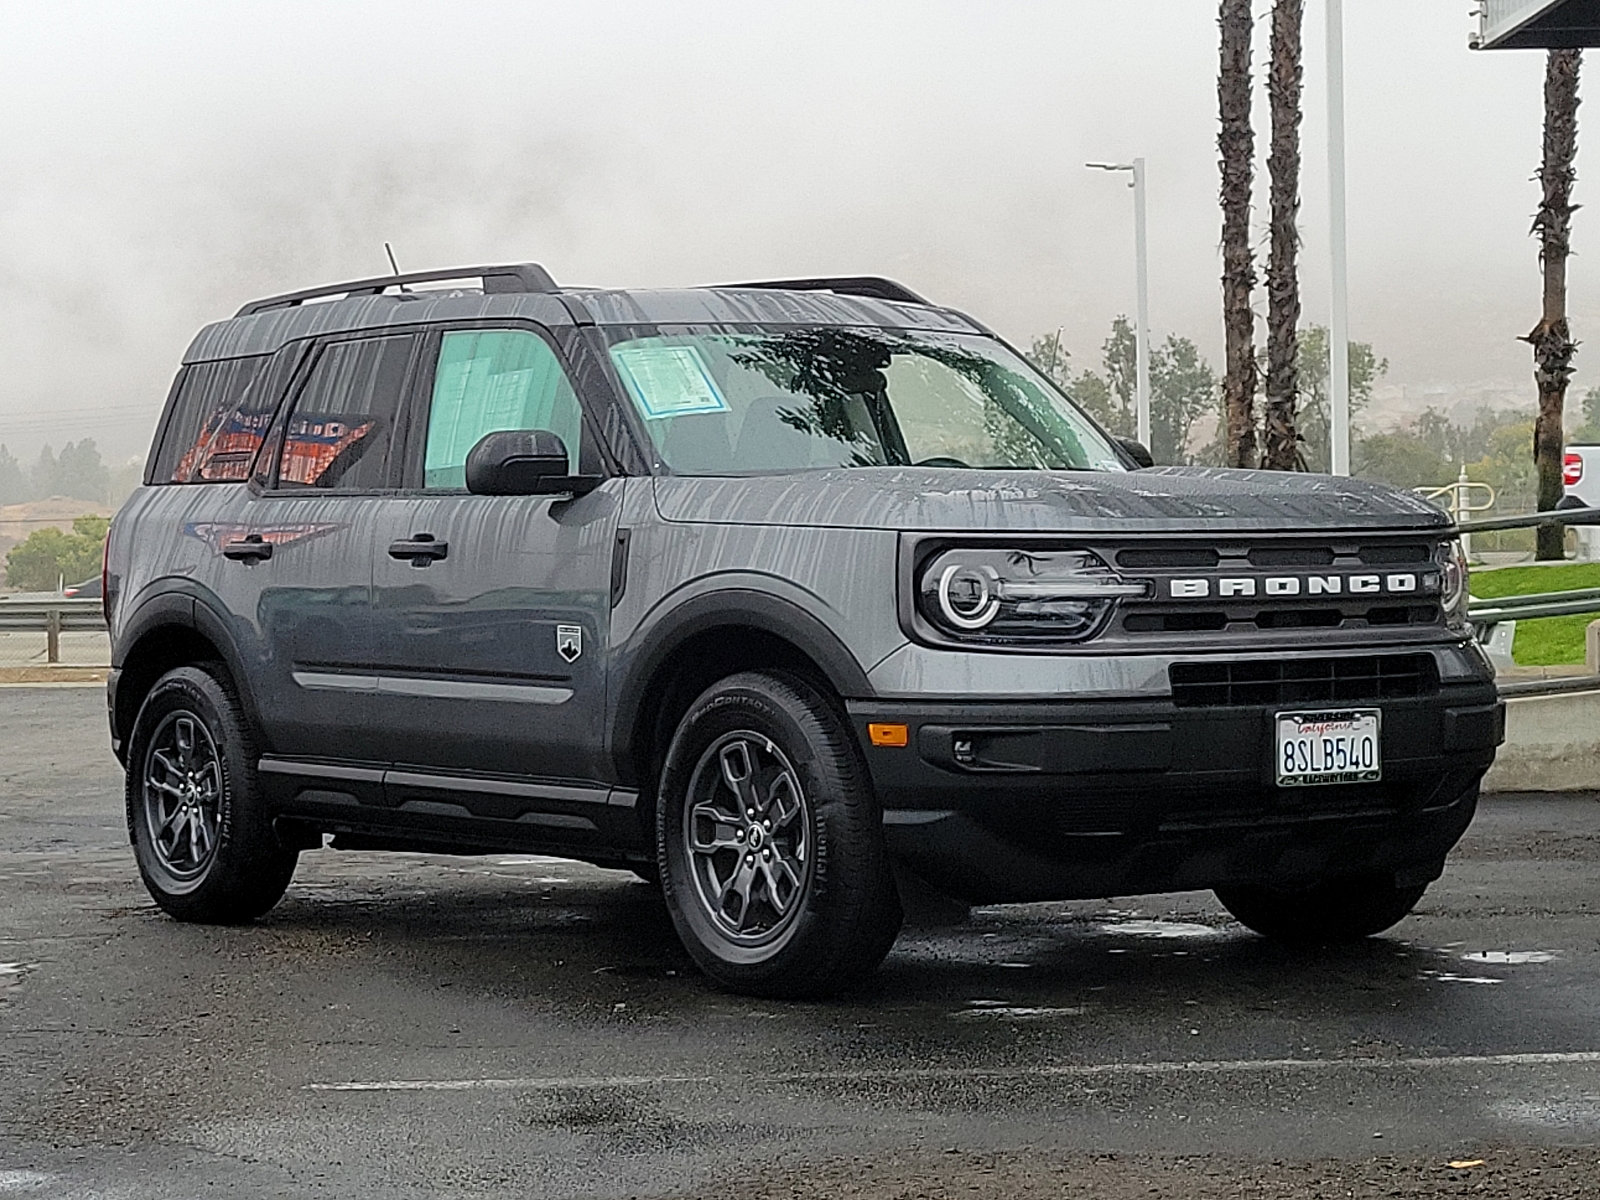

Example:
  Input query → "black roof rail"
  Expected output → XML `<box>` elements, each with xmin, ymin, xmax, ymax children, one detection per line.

<box><xmin>713</xmin><ymin>276</ymin><xmax>930</xmax><ymax>306</ymax></box>
<box><xmin>235</xmin><ymin>263</ymin><xmax>559</xmax><ymax>317</ymax></box>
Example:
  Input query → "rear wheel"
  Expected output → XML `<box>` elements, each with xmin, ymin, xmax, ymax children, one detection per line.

<box><xmin>126</xmin><ymin>665</ymin><xmax>297</xmax><ymax>923</ymax></box>
<box><xmin>657</xmin><ymin>671</ymin><xmax>902</xmax><ymax>998</ymax></box>
<box><xmin>1215</xmin><ymin>874</ymin><xmax>1427</xmax><ymax>945</ymax></box>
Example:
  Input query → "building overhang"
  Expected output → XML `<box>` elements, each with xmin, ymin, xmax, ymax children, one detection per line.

<box><xmin>1474</xmin><ymin>0</ymin><xmax>1600</xmax><ymax>49</ymax></box>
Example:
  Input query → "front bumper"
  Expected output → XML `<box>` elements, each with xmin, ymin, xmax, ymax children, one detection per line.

<box><xmin>848</xmin><ymin>681</ymin><xmax>1503</xmax><ymax>903</ymax></box>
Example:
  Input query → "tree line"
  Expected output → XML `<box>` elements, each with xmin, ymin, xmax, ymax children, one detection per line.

<box><xmin>0</xmin><ymin>439</ymin><xmax>137</xmax><ymax>507</ymax></box>
<box><xmin>1026</xmin><ymin>318</ymin><xmax>1596</xmax><ymax>518</ymax></box>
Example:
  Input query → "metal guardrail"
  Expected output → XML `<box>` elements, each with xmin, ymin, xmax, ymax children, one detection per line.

<box><xmin>1456</xmin><ymin>508</ymin><xmax>1600</xmax><ymax>690</ymax></box>
<box><xmin>1468</xmin><ymin>586</ymin><xmax>1600</xmax><ymax>624</ymax></box>
<box><xmin>1458</xmin><ymin>507</ymin><xmax>1600</xmax><ymax>623</ymax></box>
<box><xmin>1456</xmin><ymin>505</ymin><xmax>1600</xmax><ymax>534</ymax></box>
<box><xmin>0</xmin><ymin>598</ymin><xmax>107</xmax><ymax>664</ymax></box>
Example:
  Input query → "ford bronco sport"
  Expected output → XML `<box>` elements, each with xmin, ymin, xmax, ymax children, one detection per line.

<box><xmin>105</xmin><ymin>263</ymin><xmax>1504</xmax><ymax>997</ymax></box>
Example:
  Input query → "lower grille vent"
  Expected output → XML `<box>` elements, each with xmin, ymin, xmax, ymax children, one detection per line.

<box><xmin>1169</xmin><ymin>654</ymin><xmax>1439</xmax><ymax>709</ymax></box>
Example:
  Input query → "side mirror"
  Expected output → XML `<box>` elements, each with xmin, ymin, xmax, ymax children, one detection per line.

<box><xmin>1116</xmin><ymin>437</ymin><xmax>1154</xmax><ymax>469</ymax></box>
<box><xmin>464</xmin><ymin>430</ymin><xmax>599</xmax><ymax>496</ymax></box>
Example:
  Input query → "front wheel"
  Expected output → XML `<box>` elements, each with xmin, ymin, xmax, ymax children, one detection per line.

<box><xmin>125</xmin><ymin>665</ymin><xmax>298</xmax><ymax>923</ymax></box>
<box><xmin>1215</xmin><ymin>875</ymin><xmax>1427</xmax><ymax>945</ymax></box>
<box><xmin>657</xmin><ymin>671</ymin><xmax>902</xmax><ymax>998</ymax></box>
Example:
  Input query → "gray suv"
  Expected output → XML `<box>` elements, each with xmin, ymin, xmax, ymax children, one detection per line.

<box><xmin>105</xmin><ymin>263</ymin><xmax>1504</xmax><ymax>997</ymax></box>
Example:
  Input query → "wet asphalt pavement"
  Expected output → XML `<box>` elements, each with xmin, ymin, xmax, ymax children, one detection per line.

<box><xmin>1</xmin><ymin>685</ymin><xmax>1598</xmax><ymax>1199</ymax></box>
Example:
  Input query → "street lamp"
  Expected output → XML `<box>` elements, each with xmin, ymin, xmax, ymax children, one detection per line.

<box><xmin>1088</xmin><ymin>158</ymin><xmax>1151</xmax><ymax>450</ymax></box>
<box><xmin>1327</xmin><ymin>0</ymin><xmax>1351</xmax><ymax>476</ymax></box>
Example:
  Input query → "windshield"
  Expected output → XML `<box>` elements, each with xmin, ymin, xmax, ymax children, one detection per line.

<box><xmin>604</xmin><ymin>326</ymin><xmax>1125</xmax><ymax>474</ymax></box>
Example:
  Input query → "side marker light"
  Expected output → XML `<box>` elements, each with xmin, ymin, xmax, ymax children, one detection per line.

<box><xmin>868</xmin><ymin>723</ymin><xmax>909</xmax><ymax>748</ymax></box>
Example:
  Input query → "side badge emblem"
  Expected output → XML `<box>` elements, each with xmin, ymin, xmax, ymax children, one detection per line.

<box><xmin>556</xmin><ymin>625</ymin><xmax>583</xmax><ymax>664</ymax></box>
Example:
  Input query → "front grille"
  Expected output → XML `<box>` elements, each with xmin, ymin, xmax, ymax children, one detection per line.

<box><xmin>1109</xmin><ymin>537</ymin><xmax>1445</xmax><ymax>642</ymax></box>
<box><xmin>1124</xmin><ymin>605</ymin><xmax>1440</xmax><ymax>635</ymax></box>
<box><xmin>1168</xmin><ymin>653</ymin><xmax>1439</xmax><ymax>708</ymax></box>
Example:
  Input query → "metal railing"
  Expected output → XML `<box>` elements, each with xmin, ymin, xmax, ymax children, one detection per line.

<box><xmin>1415</xmin><ymin>468</ymin><xmax>1496</xmax><ymax>559</ymax></box>
<box><xmin>0</xmin><ymin>598</ymin><xmax>108</xmax><ymax>665</ymax></box>
<box><xmin>1468</xmin><ymin>586</ymin><xmax>1600</xmax><ymax>625</ymax></box>
<box><xmin>1456</xmin><ymin>505</ymin><xmax>1600</xmax><ymax>536</ymax></box>
<box><xmin>1458</xmin><ymin>507</ymin><xmax>1600</xmax><ymax>691</ymax></box>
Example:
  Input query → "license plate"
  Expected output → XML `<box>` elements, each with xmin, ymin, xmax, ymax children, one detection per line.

<box><xmin>1275</xmin><ymin>709</ymin><xmax>1381</xmax><ymax>787</ymax></box>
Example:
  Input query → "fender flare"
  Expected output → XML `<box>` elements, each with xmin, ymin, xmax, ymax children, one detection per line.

<box><xmin>111</xmin><ymin>585</ymin><xmax>261</xmax><ymax>750</ymax></box>
<box><xmin>607</xmin><ymin>587</ymin><xmax>873</xmax><ymax>785</ymax></box>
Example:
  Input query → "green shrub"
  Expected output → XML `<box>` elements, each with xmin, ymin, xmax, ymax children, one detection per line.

<box><xmin>4</xmin><ymin>515</ymin><xmax>108</xmax><ymax>591</ymax></box>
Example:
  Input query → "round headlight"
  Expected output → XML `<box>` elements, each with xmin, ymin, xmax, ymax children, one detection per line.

<box><xmin>916</xmin><ymin>547</ymin><xmax>1144</xmax><ymax>643</ymax></box>
<box><xmin>937</xmin><ymin>563</ymin><xmax>1002</xmax><ymax>630</ymax></box>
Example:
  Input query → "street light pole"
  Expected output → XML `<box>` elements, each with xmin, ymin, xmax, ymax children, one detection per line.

<box><xmin>1132</xmin><ymin>157</ymin><xmax>1151</xmax><ymax>451</ymax></box>
<box><xmin>1327</xmin><ymin>0</ymin><xmax>1352</xmax><ymax>475</ymax></box>
<box><xmin>1088</xmin><ymin>159</ymin><xmax>1151</xmax><ymax>449</ymax></box>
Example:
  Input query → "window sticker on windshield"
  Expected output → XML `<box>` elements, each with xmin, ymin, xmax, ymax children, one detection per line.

<box><xmin>610</xmin><ymin>343</ymin><xmax>729</xmax><ymax>419</ymax></box>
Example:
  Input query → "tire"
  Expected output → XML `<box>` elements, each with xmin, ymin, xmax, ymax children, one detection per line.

<box><xmin>1215</xmin><ymin>874</ymin><xmax>1427</xmax><ymax>945</ymax></box>
<box><xmin>125</xmin><ymin>664</ymin><xmax>298</xmax><ymax>923</ymax></box>
<box><xmin>656</xmin><ymin>671</ymin><xmax>902</xmax><ymax>998</ymax></box>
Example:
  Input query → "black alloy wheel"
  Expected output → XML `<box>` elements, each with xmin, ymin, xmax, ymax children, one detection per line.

<box><xmin>657</xmin><ymin>670</ymin><xmax>902</xmax><ymax>998</ymax></box>
<box><xmin>126</xmin><ymin>664</ymin><xmax>297</xmax><ymax>922</ymax></box>
<box><xmin>140</xmin><ymin>709</ymin><xmax>225</xmax><ymax>883</ymax></box>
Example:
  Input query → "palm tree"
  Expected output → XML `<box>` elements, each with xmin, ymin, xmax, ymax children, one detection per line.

<box><xmin>1218</xmin><ymin>0</ymin><xmax>1257</xmax><ymax>469</ymax></box>
<box><xmin>1527</xmin><ymin>49</ymin><xmax>1581</xmax><ymax>560</ymax></box>
<box><xmin>1262</xmin><ymin>0</ymin><xmax>1304</xmax><ymax>471</ymax></box>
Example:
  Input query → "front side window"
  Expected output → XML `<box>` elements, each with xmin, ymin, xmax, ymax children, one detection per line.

<box><xmin>277</xmin><ymin>335</ymin><xmax>415</xmax><ymax>490</ymax></box>
<box><xmin>421</xmin><ymin>329</ymin><xmax>582</xmax><ymax>489</ymax></box>
<box><xmin>604</xmin><ymin>326</ymin><xmax>1124</xmax><ymax>475</ymax></box>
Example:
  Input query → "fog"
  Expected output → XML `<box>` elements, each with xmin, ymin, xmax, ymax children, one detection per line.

<box><xmin>0</xmin><ymin>1</ymin><xmax>1580</xmax><ymax>464</ymax></box>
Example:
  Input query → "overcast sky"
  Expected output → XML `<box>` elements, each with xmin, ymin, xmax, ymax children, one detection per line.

<box><xmin>0</xmin><ymin>1</ymin><xmax>1582</xmax><ymax>461</ymax></box>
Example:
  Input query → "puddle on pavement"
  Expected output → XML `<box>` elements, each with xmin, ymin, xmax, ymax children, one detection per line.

<box><xmin>1097</xmin><ymin>919</ymin><xmax>1223</xmax><ymax>940</ymax></box>
<box><xmin>1419</xmin><ymin>971</ymin><xmax>1503</xmax><ymax>985</ymax></box>
<box><xmin>1417</xmin><ymin>947</ymin><xmax>1558</xmax><ymax>984</ymax></box>
<box><xmin>953</xmin><ymin>999</ymin><xmax>1087</xmax><ymax>1021</ymax></box>
<box><xmin>1461</xmin><ymin>950</ymin><xmax>1558</xmax><ymax>965</ymax></box>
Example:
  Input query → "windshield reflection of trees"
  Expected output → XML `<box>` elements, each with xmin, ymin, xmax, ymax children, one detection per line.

<box><xmin>725</xmin><ymin>329</ymin><xmax>1091</xmax><ymax>470</ymax></box>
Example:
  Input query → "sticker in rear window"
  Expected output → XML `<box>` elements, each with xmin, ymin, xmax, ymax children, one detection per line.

<box><xmin>609</xmin><ymin>343</ymin><xmax>729</xmax><ymax>420</ymax></box>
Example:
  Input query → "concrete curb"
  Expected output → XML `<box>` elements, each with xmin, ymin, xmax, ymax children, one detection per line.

<box><xmin>1483</xmin><ymin>686</ymin><xmax>1600</xmax><ymax>793</ymax></box>
<box><xmin>0</xmin><ymin>666</ymin><xmax>107</xmax><ymax>685</ymax></box>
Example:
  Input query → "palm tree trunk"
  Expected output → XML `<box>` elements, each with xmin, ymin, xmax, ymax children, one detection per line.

<box><xmin>1262</xmin><ymin>0</ymin><xmax>1304</xmax><ymax>471</ymax></box>
<box><xmin>1528</xmin><ymin>49</ymin><xmax>1581</xmax><ymax>561</ymax></box>
<box><xmin>1218</xmin><ymin>0</ymin><xmax>1257</xmax><ymax>469</ymax></box>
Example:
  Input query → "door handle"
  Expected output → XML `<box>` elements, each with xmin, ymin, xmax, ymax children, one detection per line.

<box><xmin>222</xmin><ymin>535</ymin><xmax>273</xmax><ymax>562</ymax></box>
<box><xmin>388</xmin><ymin>534</ymin><xmax>449</xmax><ymax>564</ymax></box>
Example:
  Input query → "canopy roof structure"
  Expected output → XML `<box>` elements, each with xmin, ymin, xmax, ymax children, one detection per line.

<box><xmin>1474</xmin><ymin>0</ymin><xmax>1600</xmax><ymax>49</ymax></box>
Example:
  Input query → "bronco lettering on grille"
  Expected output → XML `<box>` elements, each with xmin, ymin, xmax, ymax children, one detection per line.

<box><xmin>1164</xmin><ymin>573</ymin><xmax>1422</xmax><ymax>600</ymax></box>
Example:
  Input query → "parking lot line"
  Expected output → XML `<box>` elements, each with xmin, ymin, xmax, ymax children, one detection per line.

<box><xmin>307</xmin><ymin>1049</ymin><xmax>1600</xmax><ymax>1093</ymax></box>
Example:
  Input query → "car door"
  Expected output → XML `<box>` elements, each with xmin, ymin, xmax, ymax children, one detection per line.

<box><xmin>366</xmin><ymin>322</ymin><xmax>622</xmax><ymax>833</ymax></box>
<box><xmin>206</xmin><ymin>331</ymin><xmax>421</xmax><ymax>775</ymax></box>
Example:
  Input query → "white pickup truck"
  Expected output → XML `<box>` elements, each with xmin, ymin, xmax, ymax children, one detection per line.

<box><xmin>1565</xmin><ymin>443</ymin><xmax>1600</xmax><ymax>558</ymax></box>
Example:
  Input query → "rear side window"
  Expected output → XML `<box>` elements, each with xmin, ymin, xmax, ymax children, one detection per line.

<box><xmin>276</xmin><ymin>335</ymin><xmax>416</xmax><ymax>490</ymax></box>
<box><xmin>147</xmin><ymin>356</ymin><xmax>269</xmax><ymax>484</ymax></box>
<box><xmin>421</xmin><ymin>329</ymin><xmax>583</xmax><ymax>488</ymax></box>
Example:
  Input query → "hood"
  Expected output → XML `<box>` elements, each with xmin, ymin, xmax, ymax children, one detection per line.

<box><xmin>652</xmin><ymin>466</ymin><xmax>1452</xmax><ymax>534</ymax></box>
